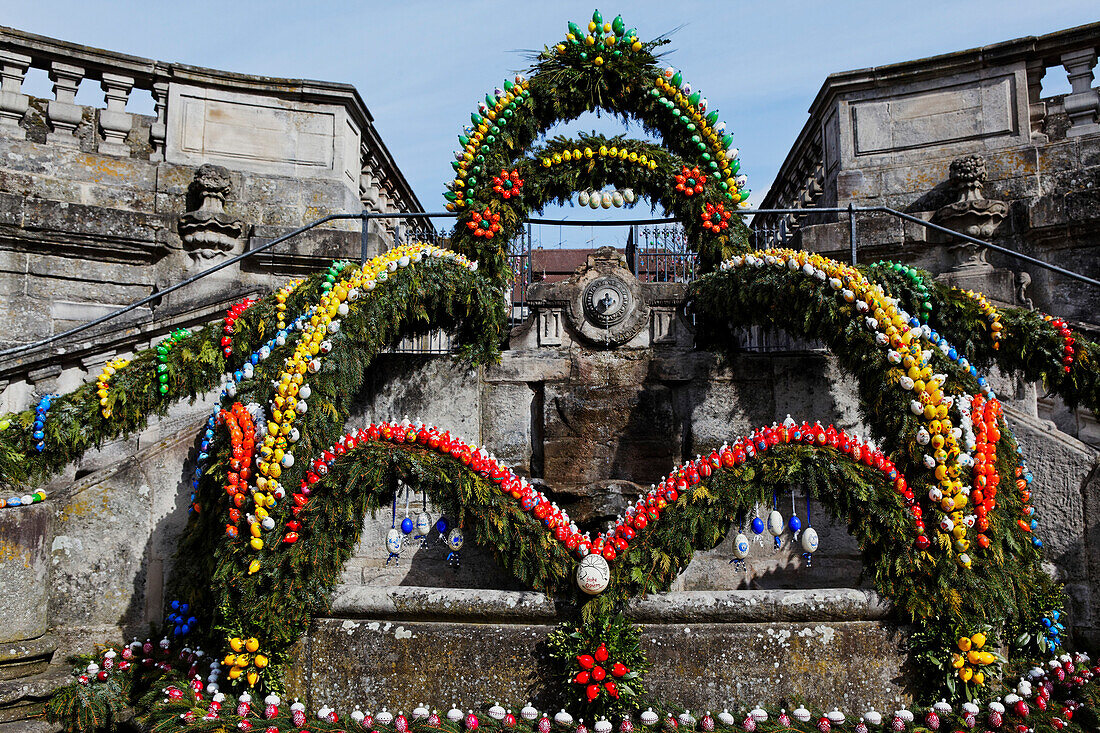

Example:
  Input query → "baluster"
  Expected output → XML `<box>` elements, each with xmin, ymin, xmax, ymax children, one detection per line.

<box><xmin>0</xmin><ymin>50</ymin><xmax>31</xmax><ymax>130</ymax></box>
<box><xmin>98</xmin><ymin>72</ymin><xmax>134</xmax><ymax>155</ymax></box>
<box><xmin>47</xmin><ymin>62</ymin><xmax>85</xmax><ymax>145</ymax></box>
<box><xmin>1061</xmin><ymin>48</ymin><xmax>1100</xmax><ymax>138</ymax></box>
<box><xmin>149</xmin><ymin>80</ymin><xmax>168</xmax><ymax>161</ymax></box>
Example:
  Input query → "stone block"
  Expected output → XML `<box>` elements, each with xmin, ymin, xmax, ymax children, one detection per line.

<box><xmin>484</xmin><ymin>352</ymin><xmax>571</xmax><ymax>383</ymax></box>
<box><xmin>0</xmin><ymin>502</ymin><xmax>51</xmax><ymax>643</ymax></box>
<box><xmin>639</xmin><ymin>620</ymin><xmax>910</xmax><ymax>712</ymax></box>
<box><xmin>543</xmin><ymin>382</ymin><xmax>680</xmax><ymax>490</ymax></box>
<box><xmin>165</xmin><ymin>84</ymin><xmax>360</xmax><ymax>197</ymax></box>
<box><xmin>836</xmin><ymin>169</ymin><xmax>879</xmax><ymax>201</ymax></box>
<box><xmin>850</xmin><ymin>75</ymin><xmax>1017</xmax><ymax>156</ymax></box>
<box><xmin>1006</xmin><ymin>407</ymin><xmax>1097</xmax><ymax>583</ymax></box>
<box><xmin>481</xmin><ymin>382</ymin><xmax>534</xmax><ymax>472</ymax></box>
<box><xmin>352</xmin><ymin>355</ymin><xmax>480</xmax><ymax>441</ymax></box>
<box><xmin>348</xmin><ymin>512</ymin><xmax>521</xmax><ymax>591</ymax></box>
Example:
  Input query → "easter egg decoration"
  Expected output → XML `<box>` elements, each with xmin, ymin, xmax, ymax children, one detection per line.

<box><xmin>384</xmin><ymin>490</ymin><xmax>403</xmax><ymax>565</ymax></box>
<box><xmin>767</xmin><ymin>497</ymin><xmax>785</xmax><ymax>551</ymax></box>
<box><xmin>576</xmin><ymin>553</ymin><xmax>611</xmax><ymax>595</ymax></box>
<box><xmin>446</xmin><ymin>527</ymin><xmax>465</xmax><ymax>569</ymax></box>
<box><xmin>729</xmin><ymin>513</ymin><xmax>751</xmax><ymax>571</ymax></box>
<box><xmin>800</xmin><ymin>493</ymin><xmax>819</xmax><ymax>567</ymax></box>
<box><xmin>750</xmin><ymin>506</ymin><xmax>766</xmax><ymax>545</ymax></box>
<box><xmin>415</xmin><ymin>506</ymin><xmax>433</xmax><ymax>548</ymax></box>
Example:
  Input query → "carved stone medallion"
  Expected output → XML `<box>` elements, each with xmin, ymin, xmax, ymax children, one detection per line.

<box><xmin>565</xmin><ymin>247</ymin><xmax>649</xmax><ymax>346</ymax></box>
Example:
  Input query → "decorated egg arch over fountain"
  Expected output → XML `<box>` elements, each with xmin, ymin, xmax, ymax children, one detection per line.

<box><xmin>443</xmin><ymin>9</ymin><xmax>751</xmax><ymax>284</ymax></box>
<box><xmin>17</xmin><ymin>10</ymin><xmax>1100</xmax><ymax>733</ymax></box>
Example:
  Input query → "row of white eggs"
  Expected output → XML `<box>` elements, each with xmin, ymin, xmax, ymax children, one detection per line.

<box><xmin>577</xmin><ymin>188</ymin><xmax>636</xmax><ymax>209</ymax></box>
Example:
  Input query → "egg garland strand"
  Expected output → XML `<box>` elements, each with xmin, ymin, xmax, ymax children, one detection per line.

<box><xmin>718</xmin><ymin>249</ymin><xmax>1011</xmax><ymax>568</ymax></box>
<box><xmin>154</xmin><ymin>328</ymin><xmax>191</xmax><ymax>395</ymax></box>
<box><xmin>96</xmin><ymin>356</ymin><xmax>130</xmax><ymax>419</ymax></box>
<box><xmin>245</xmin><ymin>245</ymin><xmax>477</xmax><ymax>569</ymax></box>
<box><xmin>1041</xmin><ymin>312</ymin><xmax>1077</xmax><ymax>373</ymax></box>
<box><xmin>221</xmin><ymin>297</ymin><xmax>259</xmax><ymax>359</ymax></box>
<box><xmin>291</xmin><ymin>418</ymin><xmax>912</xmax><ymax>585</ymax></box>
<box><xmin>954</xmin><ymin>287</ymin><xmax>1003</xmax><ymax>350</ymax></box>
<box><xmin>32</xmin><ymin>393</ymin><xmax>57</xmax><ymax>452</ymax></box>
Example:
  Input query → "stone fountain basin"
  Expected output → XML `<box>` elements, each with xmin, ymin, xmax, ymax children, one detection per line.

<box><xmin>286</xmin><ymin>586</ymin><xmax>911</xmax><ymax>715</ymax></box>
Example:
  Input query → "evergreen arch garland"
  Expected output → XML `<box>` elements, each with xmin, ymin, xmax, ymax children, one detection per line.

<box><xmin>445</xmin><ymin>11</ymin><xmax>751</xmax><ymax>283</ymax></box>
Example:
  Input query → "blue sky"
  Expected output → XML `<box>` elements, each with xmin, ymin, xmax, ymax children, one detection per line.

<box><xmin>8</xmin><ymin>0</ymin><xmax>1097</xmax><ymax>248</ymax></box>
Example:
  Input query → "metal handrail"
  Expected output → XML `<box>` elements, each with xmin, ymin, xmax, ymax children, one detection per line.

<box><xmin>1</xmin><ymin>204</ymin><xmax>1096</xmax><ymax>360</ymax></box>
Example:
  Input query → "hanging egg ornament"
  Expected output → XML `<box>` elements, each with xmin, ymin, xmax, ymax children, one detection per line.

<box><xmin>446</xmin><ymin>528</ymin><xmax>464</xmax><ymax>550</ymax></box>
<box><xmin>385</xmin><ymin>528</ymin><xmax>402</xmax><ymax>556</ymax></box>
<box><xmin>730</xmin><ymin>531</ymin><xmax>750</xmax><ymax>571</ymax></box>
<box><xmin>578</xmin><ymin>190</ymin><xmax>591</xmax><ymax>207</ymax></box>
<box><xmin>751</xmin><ymin>515</ymin><xmax>765</xmax><ymax>535</ymax></box>
<box><xmin>401</xmin><ymin>516</ymin><xmax>415</xmax><ymax>534</ymax></box>
<box><xmin>416</xmin><ymin>510</ymin><xmax>433</xmax><ymax>536</ymax></box>
<box><xmin>576</xmin><ymin>553</ymin><xmax>611</xmax><ymax>595</ymax></box>
<box><xmin>767</xmin><ymin>509</ymin><xmax>784</xmax><ymax>549</ymax></box>
<box><xmin>801</xmin><ymin>526</ymin><xmax>820</xmax><ymax>554</ymax></box>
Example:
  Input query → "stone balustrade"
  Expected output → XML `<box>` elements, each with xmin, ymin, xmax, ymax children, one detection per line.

<box><xmin>757</xmin><ymin>21</ymin><xmax>1100</xmax><ymax>220</ymax></box>
<box><xmin>0</xmin><ymin>24</ymin><xmax>417</xmax><ymax>216</ymax></box>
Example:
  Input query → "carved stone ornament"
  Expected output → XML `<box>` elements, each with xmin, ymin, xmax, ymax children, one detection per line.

<box><xmin>931</xmin><ymin>155</ymin><xmax>1008</xmax><ymax>273</ymax></box>
<box><xmin>565</xmin><ymin>246</ymin><xmax>649</xmax><ymax>347</ymax></box>
<box><xmin>178</xmin><ymin>164</ymin><xmax>245</xmax><ymax>260</ymax></box>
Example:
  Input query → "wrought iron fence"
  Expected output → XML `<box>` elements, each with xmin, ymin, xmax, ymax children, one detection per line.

<box><xmin>629</xmin><ymin>224</ymin><xmax>696</xmax><ymax>283</ymax></box>
<box><xmin>748</xmin><ymin>218</ymin><xmax>793</xmax><ymax>250</ymax></box>
<box><xmin>507</xmin><ymin>226</ymin><xmax>532</xmax><ymax>325</ymax></box>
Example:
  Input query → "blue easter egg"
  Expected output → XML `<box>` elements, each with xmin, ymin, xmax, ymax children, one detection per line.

<box><xmin>401</xmin><ymin>517</ymin><xmax>415</xmax><ymax>534</ymax></box>
<box><xmin>751</xmin><ymin>516</ymin><xmax>765</xmax><ymax>535</ymax></box>
<box><xmin>436</xmin><ymin>517</ymin><xmax>450</xmax><ymax>534</ymax></box>
<box><xmin>948</xmin><ymin>348</ymin><xmax>958</xmax><ymax>360</ymax></box>
<box><xmin>788</xmin><ymin>515</ymin><xmax>802</xmax><ymax>533</ymax></box>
